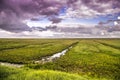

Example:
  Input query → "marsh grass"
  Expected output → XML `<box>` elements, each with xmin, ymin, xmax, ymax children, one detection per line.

<box><xmin>0</xmin><ymin>65</ymin><xmax>108</xmax><ymax>80</ymax></box>
<box><xmin>0</xmin><ymin>39</ymin><xmax>120</xmax><ymax>80</ymax></box>
<box><xmin>27</xmin><ymin>39</ymin><xmax>120</xmax><ymax>80</ymax></box>
<box><xmin>0</xmin><ymin>39</ymin><xmax>78</xmax><ymax>63</ymax></box>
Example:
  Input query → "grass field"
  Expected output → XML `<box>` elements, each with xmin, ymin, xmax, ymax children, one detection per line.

<box><xmin>0</xmin><ymin>65</ymin><xmax>108</xmax><ymax>80</ymax></box>
<box><xmin>0</xmin><ymin>39</ymin><xmax>78</xmax><ymax>63</ymax></box>
<box><xmin>0</xmin><ymin>39</ymin><xmax>120</xmax><ymax>80</ymax></box>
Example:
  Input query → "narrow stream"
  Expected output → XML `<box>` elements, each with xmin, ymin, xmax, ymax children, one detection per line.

<box><xmin>0</xmin><ymin>62</ymin><xmax>24</xmax><ymax>68</ymax></box>
<box><xmin>0</xmin><ymin>45</ymin><xmax>73</xmax><ymax>67</ymax></box>
<box><xmin>34</xmin><ymin>46</ymin><xmax>73</xmax><ymax>63</ymax></box>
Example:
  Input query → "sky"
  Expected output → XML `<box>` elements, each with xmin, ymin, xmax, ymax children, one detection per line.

<box><xmin>0</xmin><ymin>0</ymin><xmax>120</xmax><ymax>38</ymax></box>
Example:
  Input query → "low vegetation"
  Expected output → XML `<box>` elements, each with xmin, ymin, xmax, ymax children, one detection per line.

<box><xmin>0</xmin><ymin>39</ymin><xmax>78</xmax><ymax>63</ymax></box>
<box><xmin>27</xmin><ymin>39</ymin><xmax>120</xmax><ymax>80</ymax></box>
<box><xmin>95</xmin><ymin>39</ymin><xmax>120</xmax><ymax>50</ymax></box>
<box><xmin>0</xmin><ymin>65</ymin><xmax>106</xmax><ymax>80</ymax></box>
<box><xmin>0</xmin><ymin>39</ymin><xmax>120</xmax><ymax>80</ymax></box>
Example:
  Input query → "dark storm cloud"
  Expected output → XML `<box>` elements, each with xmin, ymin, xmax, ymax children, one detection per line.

<box><xmin>48</xmin><ymin>17</ymin><xmax>62</xmax><ymax>24</ymax></box>
<box><xmin>0</xmin><ymin>0</ymin><xmax>66</xmax><ymax>18</ymax></box>
<box><xmin>0</xmin><ymin>0</ymin><xmax>120</xmax><ymax>34</ymax></box>
<box><xmin>98</xmin><ymin>20</ymin><xmax>120</xmax><ymax>25</ymax></box>
<box><xmin>31</xmin><ymin>18</ymin><xmax>40</xmax><ymax>21</ymax></box>
<box><xmin>0</xmin><ymin>0</ymin><xmax>120</xmax><ymax>19</ymax></box>
<box><xmin>0</xmin><ymin>0</ymin><xmax>120</xmax><ymax>20</ymax></box>
<box><xmin>97</xmin><ymin>19</ymin><xmax>120</xmax><ymax>32</ymax></box>
<box><xmin>0</xmin><ymin>0</ymin><xmax>66</xmax><ymax>32</ymax></box>
<box><xmin>0</xmin><ymin>22</ymin><xmax>31</xmax><ymax>33</ymax></box>
<box><xmin>0</xmin><ymin>9</ymin><xmax>31</xmax><ymax>32</ymax></box>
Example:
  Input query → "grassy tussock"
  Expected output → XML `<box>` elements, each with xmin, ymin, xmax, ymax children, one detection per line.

<box><xmin>0</xmin><ymin>65</ymin><xmax>106</xmax><ymax>80</ymax></box>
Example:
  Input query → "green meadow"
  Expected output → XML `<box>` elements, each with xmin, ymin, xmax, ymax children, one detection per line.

<box><xmin>0</xmin><ymin>39</ymin><xmax>77</xmax><ymax>63</ymax></box>
<box><xmin>0</xmin><ymin>39</ymin><xmax>120</xmax><ymax>80</ymax></box>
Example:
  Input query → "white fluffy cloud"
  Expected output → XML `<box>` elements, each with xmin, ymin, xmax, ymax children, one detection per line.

<box><xmin>65</xmin><ymin>0</ymin><xmax>120</xmax><ymax>18</ymax></box>
<box><xmin>0</xmin><ymin>0</ymin><xmax>120</xmax><ymax>38</ymax></box>
<box><xmin>0</xmin><ymin>29</ymin><xmax>15</xmax><ymax>38</ymax></box>
<box><xmin>118</xmin><ymin>16</ymin><xmax>120</xmax><ymax>20</ymax></box>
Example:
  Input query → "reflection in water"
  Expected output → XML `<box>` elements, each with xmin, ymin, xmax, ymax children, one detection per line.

<box><xmin>0</xmin><ymin>46</ymin><xmax>73</xmax><ymax>67</ymax></box>
<box><xmin>0</xmin><ymin>62</ymin><xmax>24</xmax><ymax>68</ymax></box>
<box><xmin>35</xmin><ymin>46</ymin><xmax>73</xmax><ymax>63</ymax></box>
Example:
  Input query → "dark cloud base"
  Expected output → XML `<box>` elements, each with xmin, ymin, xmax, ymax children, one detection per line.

<box><xmin>0</xmin><ymin>0</ymin><xmax>120</xmax><ymax>37</ymax></box>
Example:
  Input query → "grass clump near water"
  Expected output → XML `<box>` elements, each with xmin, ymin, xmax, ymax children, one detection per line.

<box><xmin>0</xmin><ymin>65</ymin><xmax>107</xmax><ymax>80</ymax></box>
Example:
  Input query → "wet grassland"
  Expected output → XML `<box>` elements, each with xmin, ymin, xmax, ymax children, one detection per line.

<box><xmin>0</xmin><ymin>39</ymin><xmax>120</xmax><ymax>80</ymax></box>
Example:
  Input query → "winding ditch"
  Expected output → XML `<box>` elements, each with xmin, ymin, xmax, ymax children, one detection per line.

<box><xmin>0</xmin><ymin>42</ymin><xmax>78</xmax><ymax>68</ymax></box>
<box><xmin>0</xmin><ymin>62</ymin><xmax>24</xmax><ymax>68</ymax></box>
<box><xmin>34</xmin><ymin>45</ymin><xmax>73</xmax><ymax>64</ymax></box>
